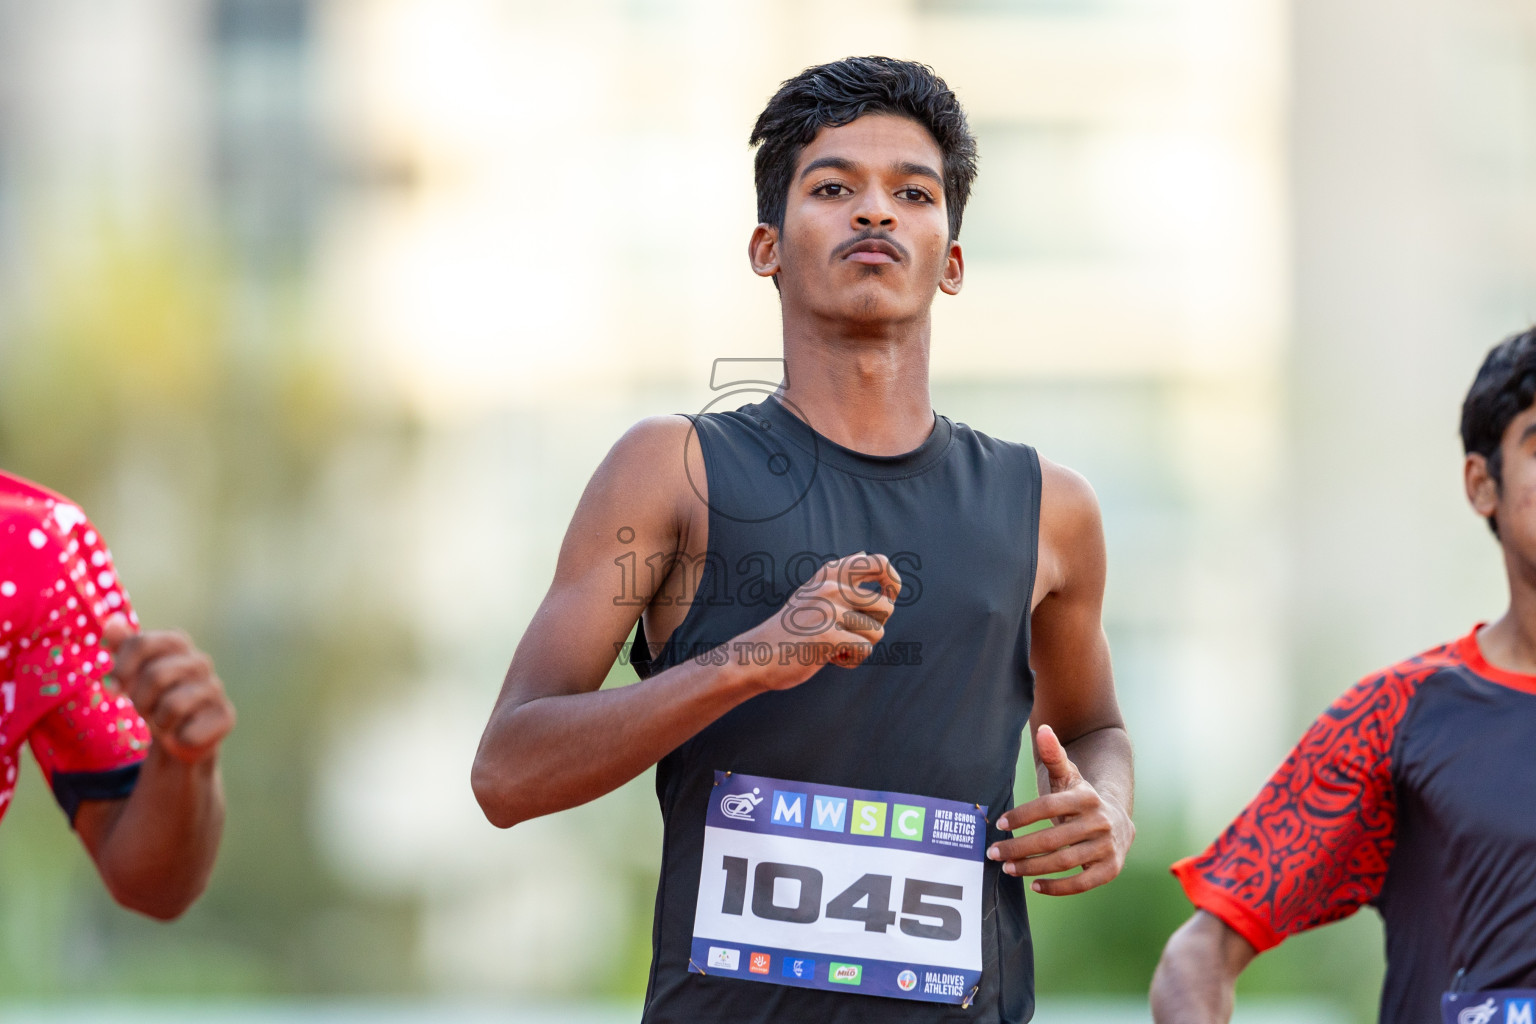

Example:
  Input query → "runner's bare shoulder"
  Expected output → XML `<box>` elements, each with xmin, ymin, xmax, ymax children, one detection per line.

<box><xmin>1037</xmin><ymin>455</ymin><xmax>1101</xmax><ymax>528</ymax></box>
<box><xmin>591</xmin><ymin>414</ymin><xmax>699</xmax><ymax>505</ymax></box>
<box><xmin>564</xmin><ymin>415</ymin><xmax>702</xmax><ymax>554</ymax></box>
<box><xmin>1034</xmin><ymin>454</ymin><xmax>1105</xmax><ymax>600</ymax></box>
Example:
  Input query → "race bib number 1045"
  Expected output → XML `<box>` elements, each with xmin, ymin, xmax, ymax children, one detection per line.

<box><xmin>689</xmin><ymin>771</ymin><xmax>986</xmax><ymax>1005</ymax></box>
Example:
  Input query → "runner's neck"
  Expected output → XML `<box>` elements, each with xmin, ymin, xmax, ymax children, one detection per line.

<box><xmin>1472</xmin><ymin>612</ymin><xmax>1536</xmax><ymax>678</ymax></box>
<box><xmin>775</xmin><ymin>350</ymin><xmax>933</xmax><ymax>458</ymax></box>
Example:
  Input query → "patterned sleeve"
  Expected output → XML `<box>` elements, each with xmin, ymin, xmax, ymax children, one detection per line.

<box><xmin>1</xmin><ymin>499</ymin><xmax>150</xmax><ymax>821</ymax></box>
<box><xmin>1170</xmin><ymin>661</ymin><xmax>1429</xmax><ymax>951</ymax></box>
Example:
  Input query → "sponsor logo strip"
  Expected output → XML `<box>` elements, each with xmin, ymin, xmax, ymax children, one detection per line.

<box><xmin>689</xmin><ymin>937</ymin><xmax>980</xmax><ymax>1005</ymax></box>
<box><xmin>707</xmin><ymin>771</ymin><xmax>985</xmax><ymax>861</ymax></box>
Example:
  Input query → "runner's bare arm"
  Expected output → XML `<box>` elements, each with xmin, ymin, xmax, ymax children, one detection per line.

<box><xmin>472</xmin><ymin>416</ymin><xmax>900</xmax><ymax>829</ymax></box>
<box><xmin>1150</xmin><ymin>911</ymin><xmax>1257</xmax><ymax>1023</ymax></box>
<box><xmin>74</xmin><ymin>622</ymin><xmax>233</xmax><ymax>920</ymax></box>
<box><xmin>986</xmin><ymin>458</ymin><xmax>1133</xmax><ymax>894</ymax></box>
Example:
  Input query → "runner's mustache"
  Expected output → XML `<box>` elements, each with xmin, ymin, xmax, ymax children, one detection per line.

<box><xmin>830</xmin><ymin>231</ymin><xmax>910</xmax><ymax>263</ymax></box>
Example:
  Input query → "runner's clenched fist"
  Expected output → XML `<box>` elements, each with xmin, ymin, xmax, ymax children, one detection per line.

<box><xmin>741</xmin><ymin>551</ymin><xmax>902</xmax><ymax>690</ymax></box>
<box><xmin>103</xmin><ymin>616</ymin><xmax>235</xmax><ymax>764</ymax></box>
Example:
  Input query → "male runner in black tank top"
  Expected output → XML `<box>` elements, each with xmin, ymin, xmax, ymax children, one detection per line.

<box><xmin>472</xmin><ymin>57</ymin><xmax>1134</xmax><ymax>1023</ymax></box>
<box><xmin>1151</xmin><ymin>326</ymin><xmax>1536</xmax><ymax>1024</ymax></box>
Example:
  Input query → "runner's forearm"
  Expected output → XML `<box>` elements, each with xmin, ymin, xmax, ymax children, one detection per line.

<box><xmin>472</xmin><ymin>652</ymin><xmax>768</xmax><ymax>827</ymax></box>
<box><xmin>1150</xmin><ymin>912</ymin><xmax>1253</xmax><ymax>1024</ymax></box>
<box><xmin>85</xmin><ymin>747</ymin><xmax>225</xmax><ymax>920</ymax></box>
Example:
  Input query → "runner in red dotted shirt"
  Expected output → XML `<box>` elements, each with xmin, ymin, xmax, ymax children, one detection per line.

<box><xmin>1151</xmin><ymin>326</ymin><xmax>1536</xmax><ymax>1024</ymax></box>
<box><xmin>1</xmin><ymin>469</ymin><xmax>233</xmax><ymax>919</ymax></box>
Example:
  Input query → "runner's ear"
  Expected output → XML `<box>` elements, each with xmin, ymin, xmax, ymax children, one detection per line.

<box><xmin>1465</xmin><ymin>453</ymin><xmax>1499</xmax><ymax>520</ymax></box>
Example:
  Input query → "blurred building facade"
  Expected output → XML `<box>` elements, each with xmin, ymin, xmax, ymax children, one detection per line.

<box><xmin>0</xmin><ymin>0</ymin><xmax>1532</xmax><ymax>1017</ymax></box>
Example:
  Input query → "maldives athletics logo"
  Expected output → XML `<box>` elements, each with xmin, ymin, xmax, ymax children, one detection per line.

<box><xmin>896</xmin><ymin>969</ymin><xmax>918</xmax><ymax>992</ymax></box>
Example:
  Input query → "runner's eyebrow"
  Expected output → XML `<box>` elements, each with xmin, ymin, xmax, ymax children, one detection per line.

<box><xmin>799</xmin><ymin>156</ymin><xmax>858</xmax><ymax>181</ymax></box>
<box><xmin>894</xmin><ymin>161</ymin><xmax>942</xmax><ymax>184</ymax></box>
<box><xmin>797</xmin><ymin>157</ymin><xmax>943</xmax><ymax>185</ymax></box>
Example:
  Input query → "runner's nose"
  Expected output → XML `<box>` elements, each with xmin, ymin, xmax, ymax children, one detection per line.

<box><xmin>852</xmin><ymin>195</ymin><xmax>896</xmax><ymax>231</ymax></box>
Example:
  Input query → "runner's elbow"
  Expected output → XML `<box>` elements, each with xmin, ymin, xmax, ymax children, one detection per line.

<box><xmin>1158</xmin><ymin>915</ymin><xmax>1224</xmax><ymax>975</ymax></box>
<box><xmin>470</xmin><ymin>753</ymin><xmax>533</xmax><ymax>828</ymax></box>
<box><xmin>1149</xmin><ymin>915</ymin><xmax>1243</xmax><ymax>1023</ymax></box>
<box><xmin>101</xmin><ymin>866</ymin><xmax>205</xmax><ymax>921</ymax></box>
<box><xmin>1148</xmin><ymin>941</ymin><xmax>1188</xmax><ymax>1018</ymax></box>
<box><xmin>118</xmin><ymin>890</ymin><xmax>197</xmax><ymax>921</ymax></box>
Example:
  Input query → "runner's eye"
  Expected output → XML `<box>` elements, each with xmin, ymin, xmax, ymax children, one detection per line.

<box><xmin>897</xmin><ymin>187</ymin><xmax>934</xmax><ymax>203</ymax></box>
<box><xmin>813</xmin><ymin>182</ymin><xmax>850</xmax><ymax>197</ymax></box>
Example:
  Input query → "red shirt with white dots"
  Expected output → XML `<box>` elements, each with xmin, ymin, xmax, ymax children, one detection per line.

<box><xmin>0</xmin><ymin>470</ymin><xmax>150</xmax><ymax>824</ymax></box>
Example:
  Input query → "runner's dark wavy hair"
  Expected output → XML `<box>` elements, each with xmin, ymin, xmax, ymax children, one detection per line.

<box><xmin>1461</xmin><ymin>325</ymin><xmax>1536</xmax><ymax>536</ymax></box>
<box><xmin>749</xmin><ymin>56</ymin><xmax>978</xmax><ymax>243</ymax></box>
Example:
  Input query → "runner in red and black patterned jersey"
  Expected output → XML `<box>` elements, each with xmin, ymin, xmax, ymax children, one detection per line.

<box><xmin>1151</xmin><ymin>326</ymin><xmax>1536</xmax><ymax>1024</ymax></box>
<box><xmin>1</xmin><ymin>469</ymin><xmax>235</xmax><ymax>919</ymax></box>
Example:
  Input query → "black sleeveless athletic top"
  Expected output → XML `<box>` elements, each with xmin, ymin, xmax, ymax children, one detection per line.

<box><xmin>636</xmin><ymin>396</ymin><xmax>1043</xmax><ymax>1024</ymax></box>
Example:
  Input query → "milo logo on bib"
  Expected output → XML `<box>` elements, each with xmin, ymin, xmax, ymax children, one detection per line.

<box><xmin>829</xmin><ymin>963</ymin><xmax>863</xmax><ymax>985</ymax></box>
<box><xmin>688</xmin><ymin>771</ymin><xmax>986</xmax><ymax>1005</ymax></box>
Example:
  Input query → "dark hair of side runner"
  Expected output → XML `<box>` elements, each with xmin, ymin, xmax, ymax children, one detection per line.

<box><xmin>749</xmin><ymin>56</ymin><xmax>979</xmax><ymax>243</ymax></box>
<box><xmin>1461</xmin><ymin>324</ymin><xmax>1536</xmax><ymax>537</ymax></box>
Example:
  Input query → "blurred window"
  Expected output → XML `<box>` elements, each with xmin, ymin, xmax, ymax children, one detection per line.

<box><xmin>213</xmin><ymin>0</ymin><xmax>308</xmax><ymax>45</ymax></box>
<box><xmin>211</xmin><ymin>0</ymin><xmax>316</xmax><ymax>267</ymax></box>
<box><xmin>961</xmin><ymin>123</ymin><xmax>1121</xmax><ymax>262</ymax></box>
